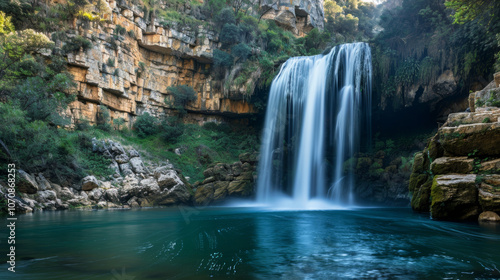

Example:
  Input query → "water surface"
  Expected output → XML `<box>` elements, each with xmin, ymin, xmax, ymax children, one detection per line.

<box><xmin>1</xmin><ymin>207</ymin><xmax>499</xmax><ymax>279</ymax></box>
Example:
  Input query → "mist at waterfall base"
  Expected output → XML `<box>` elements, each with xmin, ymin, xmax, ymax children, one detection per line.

<box><xmin>253</xmin><ymin>43</ymin><xmax>372</xmax><ymax>209</ymax></box>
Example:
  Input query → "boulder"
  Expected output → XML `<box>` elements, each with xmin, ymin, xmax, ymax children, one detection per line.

<box><xmin>18</xmin><ymin>170</ymin><xmax>39</xmax><ymax>194</ymax></box>
<box><xmin>81</xmin><ymin>176</ymin><xmax>99</xmax><ymax>191</ymax></box>
<box><xmin>128</xmin><ymin>149</ymin><xmax>140</xmax><ymax>158</ymax></box>
<box><xmin>127</xmin><ymin>197</ymin><xmax>140</xmax><ymax>208</ymax></box>
<box><xmin>88</xmin><ymin>188</ymin><xmax>104</xmax><ymax>201</ymax></box>
<box><xmin>156</xmin><ymin>169</ymin><xmax>184</xmax><ymax>190</ymax></box>
<box><xmin>37</xmin><ymin>190</ymin><xmax>57</xmax><ymax>202</ymax></box>
<box><xmin>35</xmin><ymin>174</ymin><xmax>51</xmax><ymax>191</ymax></box>
<box><xmin>430</xmin><ymin>174</ymin><xmax>480</xmax><ymax>220</ymax></box>
<box><xmin>430</xmin><ymin>157</ymin><xmax>474</xmax><ymax>175</ymax></box>
<box><xmin>115</xmin><ymin>153</ymin><xmax>130</xmax><ymax>164</ymax></box>
<box><xmin>194</xmin><ymin>183</ymin><xmax>215</xmax><ymax>205</ymax></box>
<box><xmin>153</xmin><ymin>184</ymin><xmax>192</xmax><ymax>205</ymax></box>
<box><xmin>129</xmin><ymin>157</ymin><xmax>146</xmax><ymax>174</ymax></box>
<box><xmin>119</xmin><ymin>162</ymin><xmax>134</xmax><ymax>176</ymax></box>
<box><xmin>239</xmin><ymin>152</ymin><xmax>258</xmax><ymax>164</ymax></box>
<box><xmin>213</xmin><ymin>181</ymin><xmax>229</xmax><ymax>201</ymax></box>
<box><xmin>140</xmin><ymin>178</ymin><xmax>160</xmax><ymax>193</ymax></box>
<box><xmin>439</xmin><ymin>123</ymin><xmax>500</xmax><ymax>156</ymax></box>
<box><xmin>227</xmin><ymin>180</ymin><xmax>253</xmax><ymax>197</ymax></box>
<box><xmin>59</xmin><ymin>187</ymin><xmax>75</xmax><ymax>201</ymax></box>
<box><xmin>478</xmin><ymin>211</ymin><xmax>500</xmax><ymax>222</ymax></box>
<box><xmin>478</xmin><ymin>175</ymin><xmax>500</xmax><ymax>212</ymax></box>
<box><xmin>105</xmin><ymin>188</ymin><xmax>121</xmax><ymax>204</ymax></box>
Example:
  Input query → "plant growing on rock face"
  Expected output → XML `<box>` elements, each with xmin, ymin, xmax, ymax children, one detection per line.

<box><xmin>96</xmin><ymin>105</ymin><xmax>112</xmax><ymax>131</ymax></box>
<box><xmin>166</xmin><ymin>85</ymin><xmax>197</xmax><ymax>115</ymax></box>
<box><xmin>113</xmin><ymin>117</ymin><xmax>125</xmax><ymax>130</ymax></box>
<box><xmin>114</xmin><ymin>24</ymin><xmax>126</xmax><ymax>36</ymax></box>
<box><xmin>62</xmin><ymin>35</ymin><xmax>92</xmax><ymax>54</ymax></box>
<box><xmin>107</xmin><ymin>57</ymin><xmax>115</xmax><ymax>67</ymax></box>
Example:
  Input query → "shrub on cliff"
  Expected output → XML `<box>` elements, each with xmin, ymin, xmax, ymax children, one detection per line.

<box><xmin>213</xmin><ymin>49</ymin><xmax>233</xmax><ymax>67</ymax></box>
<box><xmin>166</xmin><ymin>85</ymin><xmax>197</xmax><ymax>115</ymax></box>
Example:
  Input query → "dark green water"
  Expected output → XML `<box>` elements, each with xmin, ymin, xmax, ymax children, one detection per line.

<box><xmin>1</xmin><ymin>207</ymin><xmax>499</xmax><ymax>279</ymax></box>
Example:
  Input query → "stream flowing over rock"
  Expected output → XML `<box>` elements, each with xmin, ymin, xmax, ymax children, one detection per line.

<box><xmin>409</xmin><ymin>76</ymin><xmax>500</xmax><ymax>221</ymax></box>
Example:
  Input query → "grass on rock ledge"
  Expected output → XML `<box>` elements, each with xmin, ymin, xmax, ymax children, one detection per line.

<box><xmin>84</xmin><ymin>122</ymin><xmax>260</xmax><ymax>183</ymax></box>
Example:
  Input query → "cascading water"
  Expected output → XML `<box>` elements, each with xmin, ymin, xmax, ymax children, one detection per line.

<box><xmin>256</xmin><ymin>42</ymin><xmax>372</xmax><ymax>208</ymax></box>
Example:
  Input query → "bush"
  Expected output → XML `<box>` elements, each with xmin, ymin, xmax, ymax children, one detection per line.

<box><xmin>62</xmin><ymin>35</ymin><xmax>92</xmax><ymax>54</ymax></box>
<box><xmin>96</xmin><ymin>105</ymin><xmax>112</xmax><ymax>131</ymax></box>
<box><xmin>134</xmin><ymin>112</ymin><xmax>159</xmax><ymax>138</ymax></box>
<box><xmin>159</xmin><ymin>117</ymin><xmax>184</xmax><ymax>143</ymax></box>
<box><xmin>220</xmin><ymin>23</ymin><xmax>241</xmax><ymax>45</ymax></box>
<box><xmin>166</xmin><ymin>85</ymin><xmax>197</xmax><ymax>114</ymax></box>
<box><xmin>231</xmin><ymin>43</ymin><xmax>251</xmax><ymax>60</ymax></box>
<box><xmin>215</xmin><ymin>7</ymin><xmax>236</xmax><ymax>28</ymax></box>
<box><xmin>114</xmin><ymin>24</ymin><xmax>126</xmax><ymax>35</ymax></box>
<box><xmin>213</xmin><ymin>49</ymin><xmax>234</xmax><ymax>67</ymax></box>
<box><xmin>107</xmin><ymin>57</ymin><xmax>115</xmax><ymax>67</ymax></box>
<box><xmin>113</xmin><ymin>117</ymin><xmax>126</xmax><ymax>130</ymax></box>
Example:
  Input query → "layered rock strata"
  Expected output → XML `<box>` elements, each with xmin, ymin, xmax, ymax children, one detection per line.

<box><xmin>409</xmin><ymin>77</ymin><xmax>500</xmax><ymax>221</ymax></box>
<box><xmin>59</xmin><ymin>0</ymin><xmax>257</xmax><ymax>127</ymax></box>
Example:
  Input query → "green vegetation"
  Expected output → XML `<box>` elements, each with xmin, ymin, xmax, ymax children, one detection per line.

<box><xmin>166</xmin><ymin>85</ymin><xmax>197</xmax><ymax>114</ymax></box>
<box><xmin>372</xmin><ymin>0</ymin><xmax>500</xmax><ymax>108</ymax></box>
<box><xmin>108</xmin><ymin>119</ymin><xmax>259</xmax><ymax>182</ymax></box>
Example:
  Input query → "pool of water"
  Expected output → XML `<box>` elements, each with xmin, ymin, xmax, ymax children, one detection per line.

<box><xmin>1</xmin><ymin>207</ymin><xmax>499</xmax><ymax>279</ymax></box>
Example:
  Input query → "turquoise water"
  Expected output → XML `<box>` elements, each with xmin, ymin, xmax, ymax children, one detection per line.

<box><xmin>1</xmin><ymin>207</ymin><xmax>500</xmax><ymax>279</ymax></box>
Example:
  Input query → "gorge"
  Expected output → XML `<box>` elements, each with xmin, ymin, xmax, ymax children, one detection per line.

<box><xmin>1</xmin><ymin>0</ymin><xmax>500</xmax><ymax>279</ymax></box>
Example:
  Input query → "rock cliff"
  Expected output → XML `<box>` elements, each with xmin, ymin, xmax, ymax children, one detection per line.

<box><xmin>409</xmin><ymin>75</ymin><xmax>500</xmax><ymax>221</ymax></box>
<box><xmin>58</xmin><ymin>0</ymin><xmax>259</xmax><ymax>128</ymax></box>
<box><xmin>259</xmin><ymin>0</ymin><xmax>324</xmax><ymax>35</ymax></box>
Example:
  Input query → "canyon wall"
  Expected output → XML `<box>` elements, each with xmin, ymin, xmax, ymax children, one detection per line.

<box><xmin>62</xmin><ymin>0</ymin><xmax>256</xmax><ymax>127</ymax></box>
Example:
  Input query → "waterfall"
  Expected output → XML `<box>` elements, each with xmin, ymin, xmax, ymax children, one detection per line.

<box><xmin>256</xmin><ymin>43</ymin><xmax>372</xmax><ymax>208</ymax></box>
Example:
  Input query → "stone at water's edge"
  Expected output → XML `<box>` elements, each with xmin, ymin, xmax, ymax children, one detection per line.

<box><xmin>430</xmin><ymin>174</ymin><xmax>480</xmax><ymax>221</ymax></box>
<box><xmin>478</xmin><ymin>175</ymin><xmax>500</xmax><ymax>212</ymax></box>
<box><xmin>17</xmin><ymin>170</ymin><xmax>39</xmax><ymax>194</ymax></box>
<box><xmin>409</xmin><ymin>80</ymin><xmax>500</xmax><ymax>221</ymax></box>
<box><xmin>81</xmin><ymin>176</ymin><xmax>99</xmax><ymax>191</ymax></box>
<box><xmin>194</xmin><ymin>158</ymin><xmax>257</xmax><ymax>206</ymax></box>
<box><xmin>479</xmin><ymin>211</ymin><xmax>500</xmax><ymax>222</ymax></box>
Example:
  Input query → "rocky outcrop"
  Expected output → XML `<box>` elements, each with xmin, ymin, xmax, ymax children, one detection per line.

<box><xmin>259</xmin><ymin>0</ymin><xmax>324</xmax><ymax>35</ymax></box>
<box><xmin>59</xmin><ymin>0</ymin><xmax>257</xmax><ymax>127</ymax></box>
<box><xmin>0</xmin><ymin>139</ymin><xmax>193</xmax><ymax>212</ymax></box>
<box><xmin>194</xmin><ymin>152</ymin><xmax>258</xmax><ymax>205</ymax></box>
<box><xmin>409</xmin><ymin>78</ymin><xmax>500</xmax><ymax>221</ymax></box>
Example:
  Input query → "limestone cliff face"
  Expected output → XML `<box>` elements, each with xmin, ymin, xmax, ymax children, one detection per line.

<box><xmin>409</xmin><ymin>76</ymin><xmax>500</xmax><ymax>221</ymax></box>
<box><xmin>260</xmin><ymin>0</ymin><xmax>324</xmax><ymax>35</ymax></box>
<box><xmin>61</xmin><ymin>0</ymin><xmax>257</xmax><ymax>127</ymax></box>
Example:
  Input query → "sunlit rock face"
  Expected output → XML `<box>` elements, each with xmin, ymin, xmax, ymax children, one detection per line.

<box><xmin>409</xmin><ymin>79</ymin><xmax>500</xmax><ymax>221</ymax></box>
<box><xmin>259</xmin><ymin>0</ymin><xmax>325</xmax><ymax>35</ymax></box>
<box><xmin>57</xmin><ymin>0</ymin><xmax>256</xmax><ymax>127</ymax></box>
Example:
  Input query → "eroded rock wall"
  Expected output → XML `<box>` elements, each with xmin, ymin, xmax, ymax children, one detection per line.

<box><xmin>259</xmin><ymin>0</ymin><xmax>324</xmax><ymax>35</ymax></box>
<box><xmin>409</xmin><ymin>76</ymin><xmax>500</xmax><ymax>221</ymax></box>
<box><xmin>61</xmin><ymin>0</ymin><xmax>256</xmax><ymax>127</ymax></box>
